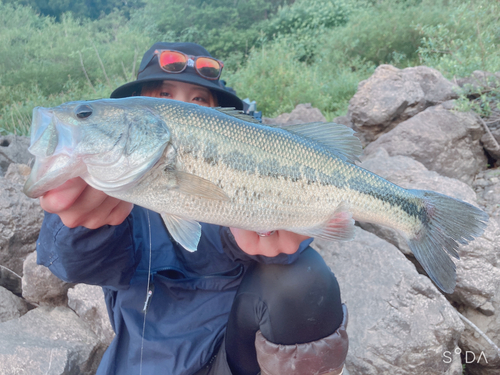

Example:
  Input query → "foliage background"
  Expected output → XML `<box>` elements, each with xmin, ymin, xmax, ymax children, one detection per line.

<box><xmin>0</xmin><ymin>0</ymin><xmax>499</xmax><ymax>135</ymax></box>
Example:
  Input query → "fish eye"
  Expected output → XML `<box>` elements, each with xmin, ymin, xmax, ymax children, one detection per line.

<box><xmin>75</xmin><ymin>104</ymin><xmax>93</xmax><ymax>119</ymax></box>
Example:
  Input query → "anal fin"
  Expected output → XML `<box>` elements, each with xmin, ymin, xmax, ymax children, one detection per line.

<box><xmin>292</xmin><ymin>203</ymin><xmax>355</xmax><ymax>241</ymax></box>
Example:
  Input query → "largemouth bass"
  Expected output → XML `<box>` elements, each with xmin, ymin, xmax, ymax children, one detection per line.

<box><xmin>23</xmin><ymin>97</ymin><xmax>488</xmax><ymax>293</ymax></box>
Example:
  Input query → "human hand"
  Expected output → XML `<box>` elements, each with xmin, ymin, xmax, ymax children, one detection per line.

<box><xmin>229</xmin><ymin>228</ymin><xmax>310</xmax><ymax>257</ymax></box>
<box><xmin>40</xmin><ymin>177</ymin><xmax>133</xmax><ymax>229</ymax></box>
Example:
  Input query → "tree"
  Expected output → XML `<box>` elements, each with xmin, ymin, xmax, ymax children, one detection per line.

<box><xmin>4</xmin><ymin>0</ymin><xmax>144</xmax><ymax>20</ymax></box>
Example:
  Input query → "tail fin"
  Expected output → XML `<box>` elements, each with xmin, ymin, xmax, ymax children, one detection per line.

<box><xmin>407</xmin><ymin>190</ymin><xmax>489</xmax><ymax>294</ymax></box>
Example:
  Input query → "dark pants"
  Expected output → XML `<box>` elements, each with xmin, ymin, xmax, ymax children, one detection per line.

<box><xmin>195</xmin><ymin>247</ymin><xmax>343</xmax><ymax>375</ymax></box>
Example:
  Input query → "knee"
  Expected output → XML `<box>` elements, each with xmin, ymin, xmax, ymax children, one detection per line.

<box><xmin>255</xmin><ymin>247</ymin><xmax>341</xmax><ymax>305</ymax></box>
<box><xmin>248</xmin><ymin>248</ymin><xmax>344</xmax><ymax>344</ymax></box>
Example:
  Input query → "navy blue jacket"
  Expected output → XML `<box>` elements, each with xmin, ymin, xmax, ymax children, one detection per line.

<box><xmin>36</xmin><ymin>206</ymin><xmax>312</xmax><ymax>374</ymax></box>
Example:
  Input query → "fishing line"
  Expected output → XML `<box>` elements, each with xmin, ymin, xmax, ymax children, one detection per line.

<box><xmin>139</xmin><ymin>210</ymin><xmax>153</xmax><ymax>375</ymax></box>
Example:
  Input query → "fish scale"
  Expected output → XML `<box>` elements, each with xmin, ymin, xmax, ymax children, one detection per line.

<box><xmin>24</xmin><ymin>97</ymin><xmax>488</xmax><ymax>293</ymax></box>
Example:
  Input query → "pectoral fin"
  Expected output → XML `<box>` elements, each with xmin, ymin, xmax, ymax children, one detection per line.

<box><xmin>291</xmin><ymin>203</ymin><xmax>355</xmax><ymax>241</ymax></box>
<box><xmin>161</xmin><ymin>213</ymin><xmax>201</xmax><ymax>252</ymax></box>
<box><xmin>166</xmin><ymin>170</ymin><xmax>230</xmax><ymax>201</ymax></box>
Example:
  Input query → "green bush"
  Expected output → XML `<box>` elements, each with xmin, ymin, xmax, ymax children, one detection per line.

<box><xmin>0</xmin><ymin>76</ymin><xmax>128</xmax><ymax>136</ymax></box>
<box><xmin>2</xmin><ymin>0</ymin><xmax>500</xmax><ymax>136</ymax></box>
<box><xmin>0</xmin><ymin>3</ymin><xmax>151</xmax><ymax>135</ymax></box>
<box><xmin>417</xmin><ymin>0</ymin><xmax>500</xmax><ymax>78</ymax></box>
<box><xmin>0</xmin><ymin>4</ymin><xmax>150</xmax><ymax>98</ymax></box>
<box><xmin>3</xmin><ymin>0</ymin><xmax>144</xmax><ymax>21</ymax></box>
<box><xmin>129</xmin><ymin>0</ymin><xmax>287</xmax><ymax>69</ymax></box>
<box><xmin>224</xmin><ymin>38</ymin><xmax>373</xmax><ymax>119</ymax></box>
<box><xmin>416</xmin><ymin>0</ymin><xmax>500</xmax><ymax>120</ymax></box>
<box><xmin>322</xmin><ymin>0</ymin><xmax>448</xmax><ymax>67</ymax></box>
<box><xmin>265</xmin><ymin>0</ymin><xmax>353</xmax><ymax>36</ymax></box>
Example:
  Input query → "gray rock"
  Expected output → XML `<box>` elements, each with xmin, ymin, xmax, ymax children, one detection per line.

<box><xmin>481</xmin><ymin>127</ymin><xmax>500</xmax><ymax>161</ymax></box>
<box><xmin>360</xmin><ymin>148</ymin><xmax>500</xmax><ymax>306</ymax></box>
<box><xmin>348</xmin><ymin>65</ymin><xmax>458</xmax><ymax>144</ymax></box>
<box><xmin>0</xmin><ymin>306</ymin><xmax>101</xmax><ymax>375</ymax></box>
<box><xmin>0</xmin><ymin>286</ymin><xmax>29</xmax><ymax>323</ymax></box>
<box><xmin>356</xmin><ymin>148</ymin><xmax>438</xmax><ymax>257</ymax></box>
<box><xmin>263</xmin><ymin>103</ymin><xmax>326</xmax><ymax>125</ymax></box>
<box><xmin>473</xmin><ymin>168</ymin><xmax>500</xmax><ymax>223</ymax></box>
<box><xmin>0</xmin><ymin>164</ymin><xmax>44</xmax><ymax>294</ymax></box>
<box><xmin>68</xmin><ymin>284</ymin><xmax>115</xmax><ymax>347</ymax></box>
<box><xmin>4</xmin><ymin>163</ymin><xmax>32</xmax><ymax>184</ymax></box>
<box><xmin>455</xmin><ymin>221</ymin><xmax>500</xmax><ymax>375</ymax></box>
<box><xmin>459</xmin><ymin>303</ymin><xmax>500</xmax><ymax>375</ymax></box>
<box><xmin>0</xmin><ymin>135</ymin><xmax>31</xmax><ymax>177</ymax></box>
<box><xmin>363</xmin><ymin>104</ymin><xmax>487</xmax><ymax>185</ymax></box>
<box><xmin>332</xmin><ymin>115</ymin><xmax>351</xmax><ymax>126</ymax></box>
<box><xmin>358</xmin><ymin>148</ymin><xmax>500</xmax><ymax>374</ymax></box>
<box><xmin>313</xmin><ymin>227</ymin><xmax>464</xmax><ymax>375</ymax></box>
<box><xmin>22</xmin><ymin>251</ymin><xmax>73</xmax><ymax>306</ymax></box>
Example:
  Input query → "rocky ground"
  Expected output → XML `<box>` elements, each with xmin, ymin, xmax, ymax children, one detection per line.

<box><xmin>1</xmin><ymin>65</ymin><xmax>500</xmax><ymax>374</ymax></box>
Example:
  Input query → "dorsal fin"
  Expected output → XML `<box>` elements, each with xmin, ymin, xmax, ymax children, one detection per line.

<box><xmin>275</xmin><ymin>122</ymin><xmax>363</xmax><ymax>163</ymax></box>
<box><xmin>213</xmin><ymin>107</ymin><xmax>362</xmax><ymax>163</ymax></box>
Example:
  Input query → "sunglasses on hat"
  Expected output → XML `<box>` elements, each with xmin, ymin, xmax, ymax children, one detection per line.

<box><xmin>139</xmin><ymin>49</ymin><xmax>224</xmax><ymax>80</ymax></box>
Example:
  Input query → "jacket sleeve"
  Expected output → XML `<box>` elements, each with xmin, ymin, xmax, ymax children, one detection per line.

<box><xmin>36</xmin><ymin>211</ymin><xmax>141</xmax><ymax>290</ymax></box>
<box><xmin>219</xmin><ymin>226</ymin><xmax>314</xmax><ymax>265</ymax></box>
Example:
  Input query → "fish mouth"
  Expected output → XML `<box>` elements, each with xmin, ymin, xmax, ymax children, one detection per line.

<box><xmin>23</xmin><ymin>107</ymin><xmax>84</xmax><ymax>198</ymax></box>
<box><xmin>23</xmin><ymin>154</ymin><xmax>84</xmax><ymax>198</ymax></box>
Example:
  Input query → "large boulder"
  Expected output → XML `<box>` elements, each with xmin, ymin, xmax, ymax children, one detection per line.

<box><xmin>313</xmin><ymin>228</ymin><xmax>464</xmax><ymax>375</ymax></box>
<box><xmin>68</xmin><ymin>284</ymin><xmax>115</xmax><ymax>348</ymax></box>
<box><xmin>0</xmin><ymin>306</ymin><xmax>101</xmax><ymax>375</ymax></box>
<box><xmin>359</xmin><ymin>148</ymin><xmax>499</xmax><ymax>309</ymax></box>
<box><xmin>363</xmin><ymin>104</ymin><xmax>487</xmax><ymax>185</ymax></box>
<box><xmin>0</xmin><ymin>135</ymin><xmax>31</xmax><ymax>177</ymax></box>
<box><xmin>481</xmin><ymin>129</ymin><xmax>500</xmax><ymax>161</ymax></box>
<box><xmin>347</xmin><ymin>65</ymin><xmax>458</xmax><ymax>144</ymax></box>
<box><xmin>473</xmin><ymin>168</ymin><xmax>500</xmax><ymax>225</ymax></box>
<box><xmin>22</xmin><ymin>251</ymin><xmax>73</xmax><ymax>306</ymax></box>
<box><xmin>455</xmin><ymin>220</ymin><xmax>500</xmax><ymax>375</ymax></box>
<box><xmin>66</xmin><ymin>284</ymin><xmax>114</xmax><ymax>373</ymax></box>
<box><xmin>0</xmin><ymin>163</ymin><xmax>44</xmax><ymax>294</ymax></box>
<box><xmin>459</xmin><ymin>296</ymin><xmax>500</xmax><ymax>375</ymax></box>
<box><xmin>358</xmin><ymin>147</ymin><xmax>500</xmax><ymax>375</ymax></box>
<box><xmin>0</xmin><ymin>286</ymin><xmax>29</xmax><ymax>323</ymax></box>
<box><xmin>263</xmin><ymin>103</ymin><xmax>327</xmax><ymax>125</ymax></box>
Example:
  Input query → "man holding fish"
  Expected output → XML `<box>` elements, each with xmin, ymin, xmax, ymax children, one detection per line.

<box><xmin>32</xmin><ymin>42</ymin><xmax>349</xmax><ymax>375</ymax></box>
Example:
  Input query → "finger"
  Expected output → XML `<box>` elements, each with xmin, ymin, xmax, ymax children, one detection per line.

<box><xmin>107</xmin><ymin>201</ymin><xmax>134</xmax><ymax>226</ymax></box>
<box><xmin>81</xmin><ymin>198</ymin><xmax>133</xmax><ymax>229</ymax></box>
<box><xmin>40</xmin><ymin>177</ymin><xmax>88</xmax><ymax>213</ymax></box>
<box><xmin>57</xmin><ymin>185</ymin><xmax>110</xmax><ymax>228</ymax></box>
<box><xmin>230</xmin><ymin>228</ymin><xmax>260</xmax><ymax>255</ymax></box>
<box><xmin>273</xmin><ymin>231</ymin><xmax>310</xmax><ymax>255</ymax></box>
<box><xmin>230</xmin><ymin>229</ymin><xmax>307</xmax><ymax>257</ymax></box>
<box><xmin>254</xmin><ymin>232</ymin><xmax>286</xmax><ymax>257</ymax></box>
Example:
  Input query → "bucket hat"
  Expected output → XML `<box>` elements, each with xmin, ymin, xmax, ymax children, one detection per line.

<box><xmin>111</xmin><ymin>42</ymin><xmax>243</xmax><ymax>110</ymax></box>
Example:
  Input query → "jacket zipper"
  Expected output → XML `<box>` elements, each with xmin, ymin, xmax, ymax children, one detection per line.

<box><xmin>142</xmin><ymin>274</ymin><xmax>155</xmax><ymax>314</ymax></box>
